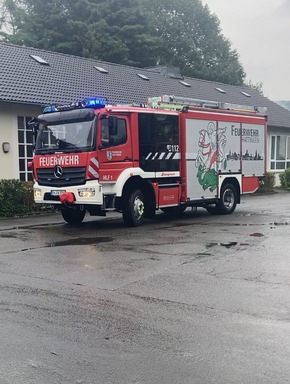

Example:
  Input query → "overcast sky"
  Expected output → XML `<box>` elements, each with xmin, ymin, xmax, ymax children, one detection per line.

<box><xmin>201</xmin><ymin>0</ymin><xmax>290</xmax><ymax>101</ymax></box>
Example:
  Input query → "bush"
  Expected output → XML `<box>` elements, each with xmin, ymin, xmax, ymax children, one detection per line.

<box><xmin>257</xmin><ymin>172</ymin><xmax>275</xmax><ymax>193</ymax></box>
<box><xmin>279</xmin><ymin>168</ymin><xmax>290</xmax><ymax>190</ymax></box>
<box><xmin>0</xmin><ymin>179</ymin><xmax>40</xmax><ymax>217</ymax></box>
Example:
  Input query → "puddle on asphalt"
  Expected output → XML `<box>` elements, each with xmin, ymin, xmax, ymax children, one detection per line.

<box><xmin>250</xmin><ymin>232</ymin><xmax>265</xmax><ymax>237</ymax></box>
<box><xmin>196</xmin><ymin>252</ymin><xmax>212</xmax><ymax>258</ymax></box>
<box><xmin>270</xmin><ymin>222</ymin><xmax>290</xmax><ymax>226</ymax></box>
<box><xmin>47</xmin><ymin>237</ymin><xmax>113</xmax><ymax>247</ymax></box>
<box><xmin>250</xmin><ymin>233</ymin><xmax>264</xmax><ymax>237</ymax></box>
<box><xmin>206</xmin><ymin>241</ymin><xmax>249</xmax><ymax>249</ymax></box>
<box><xmin>0</xmin><ymin>233</ymin><xmax>27</xmax><ymax>239</ymax></box>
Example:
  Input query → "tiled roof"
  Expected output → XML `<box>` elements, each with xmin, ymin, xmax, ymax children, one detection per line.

<box><xmin>1</xmin><ymin>42</ymin><xmax>290</xmax><ymax>128</ymax></box>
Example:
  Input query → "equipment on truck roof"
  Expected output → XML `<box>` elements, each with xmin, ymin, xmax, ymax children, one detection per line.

<box><xmin>147</xmin><ymin>95</ymin><xmax>267</xmax><ymax>115</ymax></box>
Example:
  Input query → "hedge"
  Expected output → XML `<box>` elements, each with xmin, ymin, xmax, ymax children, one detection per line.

<box><xmin>0</xmin><ymin>179</ymin><xmax>41</xmax><ymax>217</ymax></box>
<box><xmin>279</xmin><ymin>168</ymin><xmax>290</xmax><ymax>190</ymax></box>
<box><xmin>256</xmin><ymin>172</ymin><xmax>275</xmax><ymax>193</ymax></box>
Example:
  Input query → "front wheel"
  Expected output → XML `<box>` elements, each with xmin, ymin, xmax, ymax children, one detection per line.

<box><xmin>122</xmin><ymin>189</ymin><xmax>145</xmax><ymax>227</ymax></box>
<box><xmin>218</xmin><ymin>183</ymin><xmax>237</xmax><ymax>214</ymax></box>
<box><xmin>61</xmin><ymin>206</ymin><xmax>86</xmax><ymax>224</ymax></box>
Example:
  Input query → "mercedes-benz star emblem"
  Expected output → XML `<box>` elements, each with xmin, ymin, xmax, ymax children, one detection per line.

<box><xmin>54</xmin><ymin>165</ymin><xmax>63</xmax><ymax>178</ymax></box>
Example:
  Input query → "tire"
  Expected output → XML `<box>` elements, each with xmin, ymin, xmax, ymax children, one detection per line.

<box><xmin>122</xmin><ymin>189</ymin><xmax>145</xmax><ymax>227</ymax></box>
<box><xmin>218</xmin><ymin>183</ymin><xmax>237</xmax><ymax>214</ymax></box>
<box><xmin>161</xmin><ymin>205</ymin><xmax>186</xmax><ymax>216</ymax></box>
<box><xmin>61</xmin><ymin>206</ymin><xmax>86</xmax><ymax>224</ymax></box>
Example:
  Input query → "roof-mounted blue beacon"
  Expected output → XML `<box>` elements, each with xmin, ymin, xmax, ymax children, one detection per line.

<box><xmin>84</xmin><ymin>97</ymin><xmax>106</xmax><ymax>108</ymax></box>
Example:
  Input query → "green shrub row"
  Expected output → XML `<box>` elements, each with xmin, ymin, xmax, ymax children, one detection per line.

<box><xmin>279</xmin><ymin>168</ymin><xmax>290</xmax><ymax>190</ymax></box>
<box><xmin>0</xmin><ymin>179</ymin><xmax>41</xmax><ymax>217</ymax></box>
<box><xmin>257</xmin><ymin>172</ymin><xmax>275</xmax><ymax>193</ymax></box>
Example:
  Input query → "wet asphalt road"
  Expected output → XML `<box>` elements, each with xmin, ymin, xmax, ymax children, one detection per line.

<box><xmin>1</xmin><ymin>192</ymin><xmax>290</xmax><ymax>384</ymax></box>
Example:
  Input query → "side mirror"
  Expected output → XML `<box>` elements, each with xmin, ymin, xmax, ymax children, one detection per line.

<box><xmin>27</xmin><ymin>118</ymin><xmax>39</xmax><ymax>146</ymax></box>
<box><xmin>108</xmin><ymin>116</ymin><xmax>118</xmax><ymax>136</ymax></box>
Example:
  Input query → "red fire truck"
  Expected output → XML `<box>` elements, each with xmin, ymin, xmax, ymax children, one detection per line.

<box><xmin>28</xmin><ymin>95</ymin><xmax>267</xmax><ymax>226</ymax></box>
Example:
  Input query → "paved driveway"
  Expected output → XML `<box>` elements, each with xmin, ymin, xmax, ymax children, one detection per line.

<box><xmin>0</xmin><ymin>192</ymin><xmax>290</xmax><ymax>384</ymax></box>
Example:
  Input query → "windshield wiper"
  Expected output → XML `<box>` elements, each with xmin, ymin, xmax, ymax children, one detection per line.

<box><xmin>35</xmin><ymin>148</ymin><xmax>57</xmax><ymax>154</ymax></box>
<box><xmin>63</xmin><ymin>144</ymin><xmax>82</xmax><ymax>152</ymax></box>
<box><xmin>56</xmin><ymin>140</ymin><xmax>82</xmax><ymax>152</ymax></box>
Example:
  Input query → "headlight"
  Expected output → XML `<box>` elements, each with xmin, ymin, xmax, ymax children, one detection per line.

<box><xmin>34</xmin><ymin>188</ymin><xmax>42</xmax><ymax>198</ymax></box>
<box><xmin>78</xmin><ymin>188</ymin><xmax>95</xmax><ymax>198</ymax></box>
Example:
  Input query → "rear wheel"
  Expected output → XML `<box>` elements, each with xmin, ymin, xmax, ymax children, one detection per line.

<box><xmin>61</xmin><ymin>206</ymin><xmax>86</xmax><ymax>224</ymax></box>
<box><xmin>122</xmin><ymin>189</ymin><xmax>145</xmax><ymax>227</ymax></box>
<box><xmin>218</xmin><ymin>183</ymin><xmax>237</xmax><ymax>214</ymax></box>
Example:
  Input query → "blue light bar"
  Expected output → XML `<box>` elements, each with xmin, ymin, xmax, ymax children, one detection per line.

<box><xmin>84</xmin><ymin>97</ymin><xmax>106</xmax><ymax>108</ymax></box>
<box><xmin>42</xmin><ymin>97</ymin><xmax>107</xmax><ymax>113</ymax></box>
<box><xmin>43</xmin><ymin>105</ymin><xmax>58</xmax><ymax>113</ymax></box>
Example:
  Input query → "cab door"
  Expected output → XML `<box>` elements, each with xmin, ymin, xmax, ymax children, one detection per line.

<box><xmin>138</xmin><ymin>112</ymin><xmax>180</xmax><ymax>173</ymax></box>
<box><xmin>97</xmin><ymin>115</ymin><xmax>133</xmax><ymax>183</ymax></box>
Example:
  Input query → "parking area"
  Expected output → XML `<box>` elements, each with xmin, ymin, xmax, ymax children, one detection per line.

<box><xmin>0</xmin><ymin>192</ymin><xmax>290</xmax><ymax>384</ymax></box>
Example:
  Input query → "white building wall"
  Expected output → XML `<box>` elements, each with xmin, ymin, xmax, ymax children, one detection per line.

<box><xmin>0</xmin><ymin>102</ymin><xmax>42</xmax><ymax>179</ymax></box>
<box><xmin>0</xmin><ymin>106</ymin><xmax>17</xmax><ymax>179</ymax></box>
<box><xmin>266</xmin><ymin>125</ymin><xmax>290</xmax><ymax>186</ymax></box>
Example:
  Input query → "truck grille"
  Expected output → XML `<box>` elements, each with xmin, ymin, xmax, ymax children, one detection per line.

<box><xmin>36</xmin><ymin>167</ymin><xmax>86</xmax><ymax>187</ymax></box>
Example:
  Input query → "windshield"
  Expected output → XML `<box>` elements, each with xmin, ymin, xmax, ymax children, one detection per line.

<box><xmin>34</xmin><ymin>119</ymin><xmax>96</xmax><ymax>154</ymax></box>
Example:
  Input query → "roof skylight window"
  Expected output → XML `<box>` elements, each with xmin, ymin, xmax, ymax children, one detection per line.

<box><xmin>241</xmin><ymin>91</ymin><xmax>251</xmax><ymax>97</ymax></box>
<box><xmin>215</xmin><ymin>87</ymin><xmax>226</xmax><ymax>94</ymax></box>
<box><xmin>179</xmin><ymin>80</ymin><xmax>191</xmax><ymax>87</ymax></box>
<box><xmin>94</xmin><ymin>66</ymin><xmax>108</xmax><ymax>74</ymax></box>
<box><xmin>137</xmin><ymin>73</ymin><xmax>149</xmax><ymax>80</ymax></box>
<box><xmin>30</xmin><ymin>55</ymin><xmax>49</xmax><ymax>65</ymax></box>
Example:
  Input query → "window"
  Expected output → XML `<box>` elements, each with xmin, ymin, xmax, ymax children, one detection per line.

<box><xmin>241</xmin><ymin>91</ymin><xmax>251</xmax><ymax>97</ymax></box>
<box><xmin>270</xmin><ymin>135</ymin><xmax>290</xmax><ymax>170</ymax></box>
<box><xmin>138</xmin><ymin>113</ymin><xmax>179</xmax><ymax>172</ymax></box>
<box><xmin>18</xmin><ymin>116</ymin><xmax>33</xmax><ymax>181</ymax></box>
<box><xmin>94</xmin><ymin>66</ymin><xmax>108</xmax><ymax>74</ymax></box>
<box><xmin>179</xmin><ymin>80</ymin><xmax>191</xmax><ymax>87</ymax></box>
<box><xmin>101</xmin><ymin>118</ymin><xmax>127</xmax><ymax>147</ymax></box>
<box><xmin>137</xmin><ymin>74</ymin><xmax>149</xmax><ymax>80</ymax></box>
<box><xmin>30</xmin><ymin>55</ymin><xmax>49</xmax><ymax>65</ymax></box>
<box><xmin>215</xmin><ymin>87</ymin><xmax>226</xmax><ymax>94</ymax></box>
<box><xmin>35</xmin><ymin>121</ymin><xmax>95</xmax><ymax>153</ymax></box>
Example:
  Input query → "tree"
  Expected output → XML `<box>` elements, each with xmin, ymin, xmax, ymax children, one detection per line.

<box><xmin>1</xmin><ymin>0</ymin><xmax>100</xmax><ymax>55</ymax></box>
<box><xmin>0</xmin><ymin>0</ymin><xmax>160</xmax><ymax>66</ymax></box>
<box><xmin>0</xmin><ymin>0</ymin><xmax>22</xmax><ymax>35</ymax></box>
<box><xmin>0</xmin><ymin>0</ymin><xmax>245</xmax><ymax>85</ymax></box>
<box><xmin>83</xmin><ymin>0</ymin><xmax>160</xmax><ymax>66</ymax></box>
<box><xmin>245</xmin><ymin>80</ymin><xmax>264</xmax><ymax>95</ymax></box>
<box><xmin>147</xmin><ymin>0</ymin><xmax>245</xmax><ymax>85</ymax></box>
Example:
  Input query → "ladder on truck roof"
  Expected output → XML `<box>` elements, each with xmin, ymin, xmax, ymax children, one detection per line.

<box><xmin>147</xmin><ymin>95</ymin><xmax>267</xmax><ymax>115</ymax></box>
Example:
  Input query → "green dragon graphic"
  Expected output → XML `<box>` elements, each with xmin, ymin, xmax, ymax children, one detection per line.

<box><xmin>195</xmin><ymin>122</ymin><xmax>227</xmax><ymax>192</ymax></box>
<box><xmin>197</xmin><ymin>165</ymin><xmax>218</xmax><ymax>192</ymax></box>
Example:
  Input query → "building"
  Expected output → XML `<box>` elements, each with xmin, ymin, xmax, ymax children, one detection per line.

<box><xmin>1</xmin><ymin>42</ymin><xmax>290</xmax><ymax>183</ymax></box>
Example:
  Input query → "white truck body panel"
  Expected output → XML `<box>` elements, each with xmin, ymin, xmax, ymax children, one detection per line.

<box><xmin>185</xmin><ymin>118</ymin><xmax>265</xmax><ymax>200</ymax></box>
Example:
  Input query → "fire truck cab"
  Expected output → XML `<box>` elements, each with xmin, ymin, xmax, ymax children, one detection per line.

<box><xmin>29</xmin><ymin>95</ymin><xmax>267</xmax><ymax>226</ymax></box>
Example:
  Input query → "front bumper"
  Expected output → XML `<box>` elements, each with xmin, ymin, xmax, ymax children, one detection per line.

<box><xmin>33</xmin><ymin>180</ymin><xmax>104</xmax><ymax>205</ymax></box>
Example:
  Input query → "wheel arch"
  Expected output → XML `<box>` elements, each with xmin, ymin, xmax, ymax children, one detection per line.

<box><xmin>220</xmin><ymin>176</ymin><xmax>241</xmax><ymax>204</ymax></box>
<box><xmin>120</xmin><ymin>176</ymin><xmax>156</xmax><ymax>216</ymax></box>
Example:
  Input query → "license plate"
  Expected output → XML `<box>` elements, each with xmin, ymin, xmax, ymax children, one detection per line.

<box><xmin>51</xmin><ymin>190</ymin><xmax>65</xmax><ymax>196</ymax></box>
